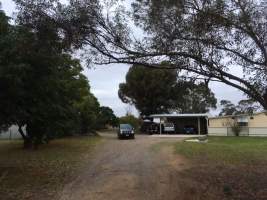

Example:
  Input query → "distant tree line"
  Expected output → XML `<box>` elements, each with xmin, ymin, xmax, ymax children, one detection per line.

<box><xmin>219</xmin><ymin>99</ymin><xmax>260</xmax><ymax>116</ymax></box>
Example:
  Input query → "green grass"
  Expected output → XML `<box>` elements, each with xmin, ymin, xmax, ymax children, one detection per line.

<box><xmin>173</xmin><ymin>137</ymin><xmax>267</xmax><ymax>199</ymax></box>
<box><xmin>175</xmin><ymin>136</ymin><xmax>267</xmax><ymax>164</ymax></box>
<box><xmin>0</xmin><ymin>136</ymin><xmax>101</xmax><ymax>200</ymax></box>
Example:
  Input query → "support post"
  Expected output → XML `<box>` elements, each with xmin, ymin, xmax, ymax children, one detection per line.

<box><xmin>206</xmin><ymin>117</ymin><xmax>209</xmax><ymax>135</ymax></box>
<box><xmin>198</xmin><ymin>117</ymin><xmax>201</xmax><ymax>135</ymax></box>
<box><xmin>160</xmin><ymin>118</ymin><xmax>162</xmax><ymax>135</ymax></box>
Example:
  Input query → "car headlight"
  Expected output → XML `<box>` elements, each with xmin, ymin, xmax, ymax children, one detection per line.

<box><xmin>131</xmin><ymin>130</ymin><xmax>134</xmax><ymax>134</ymax></box>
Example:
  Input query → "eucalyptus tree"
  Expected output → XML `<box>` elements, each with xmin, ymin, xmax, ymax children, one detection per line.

<box><xmin>14</xmin><ymin>0</ymin><xmax>267</xmax><ymax>110</ymax></box>
<box><xmin>219</xmin><ymin>100</ymin><xmax>238</xmax><ymax>116</ymax></box>
<box><xmin>219</xmin><ymin>99</ymin><xmax>261</xmax><ymax>116</ymax></box>
<box><xmin>119</xmin><ymin>64</ymin><xmax>179</xmax><ymax>116</ymax></box>
<box><xmin>119</xmin><ymin>64</ymin><xmax>217</xmax><ymax>115</ymax></box>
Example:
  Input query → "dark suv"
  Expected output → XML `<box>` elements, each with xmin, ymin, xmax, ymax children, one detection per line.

<box><xmin>118</xmin><ymin>124</ymin><xmax>135</xmax><ymax>139</ymax></box>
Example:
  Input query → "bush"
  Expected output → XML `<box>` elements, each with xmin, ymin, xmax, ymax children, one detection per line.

<box><xmin>119</xmin><ymin>115</ymin><xmax>140</xmax><ymax>130</ymax></box>
<box><xmin>231</xmin><ymin>122</ymin><xmax>242</xmax><ymax>137</ymax></box>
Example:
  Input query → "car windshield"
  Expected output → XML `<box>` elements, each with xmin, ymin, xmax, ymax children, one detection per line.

<box><xmin>120</xmin><ymin>124</ymin><xmax>132</xmax><ymax>129</ymax></box>
<box><xmin>165</xmin><ymin>123</ymin><xmax>174</xmax><ymax>127</ymax></box>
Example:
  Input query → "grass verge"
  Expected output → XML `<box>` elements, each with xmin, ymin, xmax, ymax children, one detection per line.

<box><xmin>0</xmin><ymin>136</ymin><xmax>101</xmax><ymax>200</ymax></box>
<box><xmin>174</xmin><ymin>137</ymin><xmax>267</xmax><ymax>200</ymax></box>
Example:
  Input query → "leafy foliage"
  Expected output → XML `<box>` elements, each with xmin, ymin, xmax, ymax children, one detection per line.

<box><xmin>119</xmin><ymin>64</ymin><xmax>178</xmax><ymax>115</ymax></box>
<box><xmin>219</xmin><ymin>100</ymin><xmax>238</xmax><ymax>116</ymax></box>
<box><xmin>119</xmin><ymin>115</ymin><xmax>140</xmax><ymax>130</ymax></box>
<box><xmin>0</xmin><ymin>8</ymin><xmax>108</xmax><ymax>148</ymax></box>
<box><xmin>75</xmin><ymin>94</ymin><xmax>101</xmax><ymax>135</ymax></box>
<box><xmin>98</xmin><ymin>106</ymin><xmax>119</xmax><ymax>128</ymax></box>
<box><xmin>11</xmin><ymin>0</ymin><xmax>267</xmax><ymax>111</ymax></box>
<box><xmin>173</xmin><ymin>80</ymin><xmax>217</xmax><ymax>113</ymax></box>
<box><xmin>219</xmin><ymin>99</ymin><xmax>260</xmax><ymax>116</ymax></box>
<box><xmin>231</xmin><ymin>121</ymin><xmax>242</xmax><ymax>137</ymax></box>
<box><xmin>11</xmin><ymin>0</ymin><xmax>267</xmax><ymax>110</ymax></box>
<box><xmin>129</xmin><ymin>0</ymin><xmax>267</xmax><ymax>107</ymax></box>
<box><xmin>119</xmin><ymin>64</ymin><xmax>217</xmax><ymax>115</ymax></box>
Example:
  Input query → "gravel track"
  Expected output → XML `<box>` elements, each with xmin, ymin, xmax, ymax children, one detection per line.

<box><xmin>58</xmin><ymin>132</ymin><xmax>186</xmax><ymax>200</ymax></box>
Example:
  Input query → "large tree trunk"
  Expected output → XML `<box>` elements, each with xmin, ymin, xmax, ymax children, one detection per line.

<box><xmin>18</xmin><ymin>125</ymin><xmax>33</xmax><ymax>149</ymax></box>
<box><xmin>26</xmin><ymin>123</ymin><xmax>45</xmax><ymax>150</ymax></box>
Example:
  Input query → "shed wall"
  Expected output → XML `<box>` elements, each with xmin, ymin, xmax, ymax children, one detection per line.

<box><xmin>249</xmin><ymin>113</ymin><xmax>267</xmax><ymax>127</ymax></box>
<box><xmin>208</xmin><ymin>113</ymin><xmax>267</xmax><ymax>136</ymax></box>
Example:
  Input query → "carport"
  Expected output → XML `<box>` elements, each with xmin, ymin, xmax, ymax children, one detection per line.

<box><xmin>149</xmin><ymin>114</ymin><xmax>209</xmax><ymax>135</ymax></box>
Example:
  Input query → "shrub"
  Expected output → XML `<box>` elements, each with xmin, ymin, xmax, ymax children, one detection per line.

<box><xmin>231</xmin><ymin>122</ymin><xmax>242</xmax><ymax>137</ymax></box>
<box><xmin>119</xmin><ymin>115</ymin><xmax>140</xmax><ymax>130</ymax></box>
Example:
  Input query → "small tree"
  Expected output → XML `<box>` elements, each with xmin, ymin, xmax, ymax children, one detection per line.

<box><xmin>231</xmin><ymin>121</ymin><xmax>242</xmax><ymax>137</ymax></box>
<box><xmin>119</xmin><ymin>115</ymin><xmax>140</xmax><ymax>131</ymax></box>
<box><xmin>97</xmin><ymin>106</ymin><xmax>119</xmax><ymax>129</ymax></box>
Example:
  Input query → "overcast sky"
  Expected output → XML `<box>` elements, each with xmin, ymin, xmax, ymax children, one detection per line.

<box><xmin>2</xmin><ymin>0</ymin><xmax>245</xmax><ymax>117</ymax></box>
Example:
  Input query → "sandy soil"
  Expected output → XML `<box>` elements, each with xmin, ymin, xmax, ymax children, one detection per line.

<box><xmin>58</xmin><ymin>132</ymin><xmax>187</xmax><ymax>200</ymax></box>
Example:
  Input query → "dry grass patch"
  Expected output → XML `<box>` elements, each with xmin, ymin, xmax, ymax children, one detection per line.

<box><xmin>0</xmin><ymin>136</ymin><xmax>101</xmax><ymax>200</ymax></box>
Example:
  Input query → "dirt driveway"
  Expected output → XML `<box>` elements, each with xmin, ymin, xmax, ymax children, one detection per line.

<box><xmin>59</xmin><ymin>132</ymin><xmax>187</xmax><ymax>200</ymax></box>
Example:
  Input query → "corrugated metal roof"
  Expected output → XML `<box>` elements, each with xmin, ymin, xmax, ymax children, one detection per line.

<box><xmin>149</xmin><ymin>113</ymin><xmax>209</xmax><ymax>118</ymax></box>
